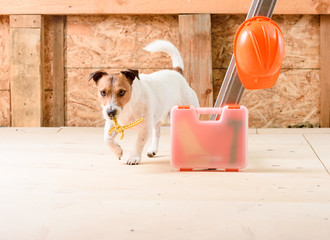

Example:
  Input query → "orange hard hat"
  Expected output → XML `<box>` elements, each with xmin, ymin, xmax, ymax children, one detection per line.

<box><xmin>234</xmin><ymin>16</ymin><xmax>285</xmax><ymax>90</ymax></box>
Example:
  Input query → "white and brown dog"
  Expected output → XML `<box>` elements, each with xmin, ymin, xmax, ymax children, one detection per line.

<box><xmin>89</xmin><ymin>40</ymin><xmax>199</xmax><ymax>165</ymax></box>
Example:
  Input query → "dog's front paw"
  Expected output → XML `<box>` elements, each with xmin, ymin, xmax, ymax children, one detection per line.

<box><xmin>127</xmin><ymin>156</ymin><xmax>141</xmax><ymax>165</ymax></box>
<box><xmin>115</xmin><ymin>147</ymin><xmax>123</xmax><ymax>160</ymax></box>
<box><xmin>110</xmin><ymin>144</ymin><xmax>123</xmax><ymax>160</ymax></box>
<box><xmin>105</xmin><ymin>139</ymin><xmax>123</xmax><ymax>160</ymax></box>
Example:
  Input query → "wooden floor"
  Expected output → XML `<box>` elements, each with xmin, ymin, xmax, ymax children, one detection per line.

<box><xmin>0</xmin><ymin>127</ymin><xmax>330</xmax><ymax>240</ymax></box>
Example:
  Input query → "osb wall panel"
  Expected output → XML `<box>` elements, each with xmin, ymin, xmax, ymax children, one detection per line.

<box><xmin>212</xmin><ymin>15</ymin><xmax>320</xmax><ymax>128</ymax></box>
<box><xmin>0</xmin><ymin>16</ymin><xmax>10</xmax><ymax>126</ymax></box>
<box><xmin>66</xmin><ymin>15</ymin><xmax>179</xmax><ymax>126</ymax></box>
<box><xmin>67</xmin><ymin>69</ymin><xmax>103</xmax><ymax>127</ymax></box>
<box><xmin>278</xmin><ymin>15</ymin><xmax>320</xmax><ymax>69</ymax></box>
<box><xmin>66</xmin><ymin>15</ymin><xmax>178</xmax><ymax>69</ymax></box>
<box><xmin>271</xmin><ymin>70</ymin><xmax>320</xmax><ymax>128</ymax></box>
<box><xmin>240</xmin><ymin>70</ymin><xmax>320</xmax><ymax>128</ymax></box>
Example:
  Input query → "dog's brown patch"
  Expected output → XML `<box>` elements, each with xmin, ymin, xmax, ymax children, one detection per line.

<box><xmin>173</xmin><ymin>67</ymin><xmax>183</xmax><ymax>75</ymax></box>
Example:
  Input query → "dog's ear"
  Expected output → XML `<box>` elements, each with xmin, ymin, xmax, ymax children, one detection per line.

<box><xmin>89</xmin><ymin>70</ymin><xmax>107</xmax><ymax>84</ymax></box>
<box><xmin>121</xmin><ymin>69</ymin><xmax>139</xmax><ymax>83</ymax></box>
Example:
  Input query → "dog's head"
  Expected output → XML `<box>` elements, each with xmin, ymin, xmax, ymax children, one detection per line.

<box><xmin>89</xmin><ymin>69</ymin><xmax>139</xmax><ymax>120</ymax></box>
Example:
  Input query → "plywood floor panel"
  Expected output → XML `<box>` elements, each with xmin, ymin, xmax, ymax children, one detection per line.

<box><xmin>0</xmin><ymin>128</ymin><xmax>329</xmax><ymax>240</ymax></box>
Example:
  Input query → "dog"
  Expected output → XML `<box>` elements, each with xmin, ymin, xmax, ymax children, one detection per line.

<box><xmin>89</xmin><ymin>40</ymin><xmax>199</xmax><ymax>165</ymax></box>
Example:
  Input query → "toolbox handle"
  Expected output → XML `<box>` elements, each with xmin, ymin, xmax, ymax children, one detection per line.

<box><xmin>195</xmin><ymin>107</ymin><xmax>223</xmax><ymax>115</ymax></box>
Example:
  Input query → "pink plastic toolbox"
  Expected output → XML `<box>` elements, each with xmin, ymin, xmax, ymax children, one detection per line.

<box><xmin>171</xmin><ymin>105</ymin><xmax>248</xmax><ymax>171</ymax></box>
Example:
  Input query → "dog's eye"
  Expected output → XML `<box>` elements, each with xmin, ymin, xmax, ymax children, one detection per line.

<box><xmin>100</xmin><ymin>90</ymin><xmax>107</xmax><ymax>97</ymax></box>
<box><xmin>118</xmin><ymin>90</ymin><xmax>126</xmax><ymax>97</ymax></box>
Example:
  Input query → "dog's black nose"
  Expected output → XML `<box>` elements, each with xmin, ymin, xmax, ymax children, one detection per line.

<box><xmin>107</xmin><ymin>109</ymin><xmax>117</xmax><ymax>118</ymax></box>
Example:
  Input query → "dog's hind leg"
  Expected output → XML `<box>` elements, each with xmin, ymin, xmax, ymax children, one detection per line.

<box><xmin>147</xmin><ymin>121</ymin><xmax>161</xmax><ymax>158</ymax></box>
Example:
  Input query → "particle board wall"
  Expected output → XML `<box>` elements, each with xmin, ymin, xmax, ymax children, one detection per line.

<box><xmin>0</xmin><ymin>14</ymin><xmax>323</xmax><ymax>128</ymax></box>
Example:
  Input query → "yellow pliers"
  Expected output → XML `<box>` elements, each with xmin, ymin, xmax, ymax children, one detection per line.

<box><xmin>108</xmin><ymin>117</ymin><xmax>144</xmax><ymax>140</ymax></box>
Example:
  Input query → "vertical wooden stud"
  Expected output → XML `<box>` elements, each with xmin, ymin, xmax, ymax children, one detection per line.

<box><xmin>321</xmin><ymin>15</ymin><xmax>330</xmax><ymax>127</ymax></box>
<box><xmin>179</xmin><ymin>14</ymin><xmax>213</xmax><ymax>108</ymax></box>
<box><xmin>10</xmin><ymin>15</ymin><xmax>44</xmax><ymax>127</ymax></box>
<box><xmin>52</xmin><ymin>16</ymin><xmax>65</xmax><ymax>127</ymax></box>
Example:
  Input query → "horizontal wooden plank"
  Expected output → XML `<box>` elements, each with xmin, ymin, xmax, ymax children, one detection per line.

<box><xmin>9</xmin><ymin>15</ymin><xmax>42</xmax><ymax>28</ymax></box>
<box><xmin>0</xmin><ymin>0</ymin><xmax>328</xmax><ymax>15</ymax></box>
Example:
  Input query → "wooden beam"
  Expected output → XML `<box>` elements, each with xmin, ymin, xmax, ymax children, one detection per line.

<box><xmin>9</xmin><ymin>15</ymin><xmax>42</xmax><ymax>28</ymax></box>
<box><xmin>0</xmin><ymin>0</ymin><xmax>329</xmax><ymax>15</ymax></box>
<box><xmin>321</xmin><ymin>15</ymin><xmax>330</xmax><ymax>127</ymax></box>
<box><xmin>52</xmin><ymin>16</ymin><xmax>65</xmax><ymax>127</ymax></box>
<box><xmin>179</xmin><ymin>14</ymin><xmax>212</xmax><ymax>109</ymax></box>
<box><xmin>10</xmin><ymin>15</ymin><xmax>44</xmax><ymax>127</ymax></box>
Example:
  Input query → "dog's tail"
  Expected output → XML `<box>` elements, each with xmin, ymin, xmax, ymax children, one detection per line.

<box><xmin>144</xmin><ymin>40</ymin><xmax>184</xmax><ymax>74</ymax></box>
